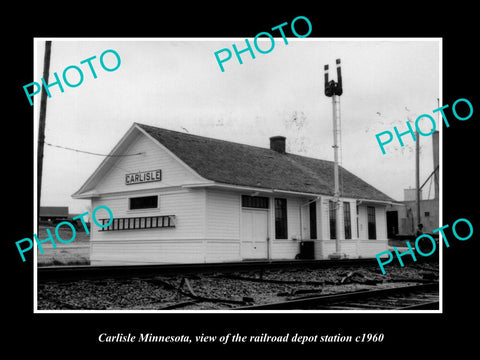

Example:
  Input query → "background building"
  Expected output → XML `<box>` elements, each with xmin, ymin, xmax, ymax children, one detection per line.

<box><xmin>39</xmin><ymin>206</ymin><xmax>69</xmax><ymax>225</ymax></box>
<box><xmin>386</xmin><ymin>131</ymin><xmax>440</xmax><ymax>238</ymax></box>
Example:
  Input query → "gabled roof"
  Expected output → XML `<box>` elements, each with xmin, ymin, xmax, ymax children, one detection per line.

<box><xmin>136</xmin><ymin>123</ymin><xmax>395</xmax><ymax>202</ymax></box>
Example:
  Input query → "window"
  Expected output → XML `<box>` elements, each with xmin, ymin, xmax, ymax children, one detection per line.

<box><xmin>242</xmin><ymin>195</ymin><xmax>269</xmax><ymax>209</ymax></box>
<box><xmin>425</xmin><ymin>211</ymin><xmax>430</xmax><ymax>217</ymax></box>
<box><xmin>129</xmin><ymin>195</ymin><xmax>158</xmax><ymax>210</ymax></box>
<box><xmin>329</xmin><ymin>200</ymin><xmax>336</xmax><ymax>239</ymax></box>
<box><xmin>309</xmin><ymin>201</ymin><xmax>317</xmax><ymax>239</ymax></box>
<box><xmin>275</xmin><ymin>198</ymin><xmax>287</xmax><ymax>239</ymax></box>
<box><xmin>367</xmin><ymin>206</ymin><xmax>377</xmax><ymax>239</ymax></box>
<box><xmin>344</xmin><ymin>202</ymin><xmax>352</xmax><ymax>239</ymax></box>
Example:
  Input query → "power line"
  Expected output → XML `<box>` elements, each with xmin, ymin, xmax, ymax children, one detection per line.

<box><xmin>44</xmin><ymin>142</ymin><xmax>144</xmax><ymax>157</ymax></box>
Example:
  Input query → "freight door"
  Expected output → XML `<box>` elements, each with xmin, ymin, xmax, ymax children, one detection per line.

<box><xmin>240</xmin><ymin>209</ymin><xmax>269</xmax><ymax>260</ymax></box>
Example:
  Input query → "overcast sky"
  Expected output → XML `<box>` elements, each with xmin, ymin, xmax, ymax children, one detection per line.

<box><xmin>34</xmin><ymin>38</ymin><xmax>440</xmax><ymax>214</ymax></box>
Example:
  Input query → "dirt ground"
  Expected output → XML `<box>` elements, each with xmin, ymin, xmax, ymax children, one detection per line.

<box><xmin>37</xmin><ymin>226</ymin><xmax>90</xmax><ymax>266</ymax></box>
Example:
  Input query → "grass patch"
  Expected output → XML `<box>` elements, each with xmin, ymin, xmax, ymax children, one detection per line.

<box><xmin>37</xmin><ymin>225</ymin><xmax>90</xmax><ymax>243</ymax></box>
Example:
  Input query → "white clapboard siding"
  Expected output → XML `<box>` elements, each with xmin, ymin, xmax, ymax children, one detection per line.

<box><xmin>357</xmin><ymin>240</ymin><xmax>389</xmax><ymax>258</ymax></box>
<box><xmin>286</xmin><ymin>197</ymin><xmax>301</xmax><ymax>240</ymax></box>
<box><xmin>315</xmin><ymin>240</ymin><xmax>336</xmax><ymax>259</ymax></box>
<box><xmin>376</xmin><ymin>206</ymin><xmax>388</xmax><ymax>240</ymax></box>
<box><xmin>205</xmin><ymin>239</ymin><xmax>241</xmax><ymax>263</ymax></box>
<box><xmin>339</xmin><ymin>240</ymin><xmax>359</xmax><ymax>258</ymax></box>
<box><xmin>205</xmin><ymin>190</ymin><xmax>240</xmax><ymax>239</ymax></box>
<box><xmin>90</xmin><ymin>240</ymin><xmax>205</xmax><ymax>265</ymax></box>
<box><xmin>313</xmin><ymin>240</ymin><xmax>360</xmax><ymax>259</ymax></box>
<box><xmin>320</xmin><ymin>198</ymin><xmax>331</xmax><ymax>240</ymax></box>
<box><xmin>203</xmin><ymin>190</ymin><xmax>242</xmax><ymax>262</ymax></box>
<box><xmin>270</xmin><ymin>240</ymin><xmax>300</xmax><ymax>260</ymax></box>
<box><xmin>95</xmin><ymin>131</ymin><xmax>201</xmax><ymax>194</ymax></box>
<box><xmin>358</xmin><ymin>205</ymin><xmax>368</xmax><ymax>239</ymax></box>
<box><xmin>91</xmin><ymin>188</ymin><xmax>206</xmax><ymax>241</ymax></box>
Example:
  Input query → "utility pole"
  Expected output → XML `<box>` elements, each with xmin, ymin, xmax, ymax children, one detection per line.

<box><xmin>433</xmin><ymin>98</ymin><xmax>440</xmax><ymax>200</ymax></box>
<box><xmin>324</xmin><ymin>59</ymin><xmax>343</xmax><ymax>258</ymax></box>
<box><xmin>415</xmin><ymin>130</ymin><xmax>421</xmax><ymax>230</ymax></box>
<box><xmin>38</xmin><ymin>40</ymin><xmax>52</xmax><ymax>224</ymax></box>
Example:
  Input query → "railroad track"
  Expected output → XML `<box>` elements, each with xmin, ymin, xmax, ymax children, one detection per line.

<box><xmin>235</xmin><ymin>283</ymin><xmax>439</xmax><ymax>310</ymax></box>
<box><xmin>37</xmin><ymin>259</ymin><xmax>438</xmax><ymax>311</ymax></box>
<box><xmin>37</xmin><ymin>258</ymin><xmax>383</xmax><ymax>282</ymax></box>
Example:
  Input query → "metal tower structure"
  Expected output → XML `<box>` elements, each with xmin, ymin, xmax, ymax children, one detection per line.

<box><xmin>324</xmin><ymin>59</ymin><xmax>344</xmax><ymax>258</ymax></box>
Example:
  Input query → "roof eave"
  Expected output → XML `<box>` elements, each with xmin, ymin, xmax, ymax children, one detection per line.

<box><xmin>356</xmin><ymin>198</ymin><xmax>401</xmax><ymax>206</ymax></box>
<box><xmin>183</xmin><ymin>182</ymin><xmax>326</xmax><ymax>197</ymax></box>
<box><xmin>71</xmin><ymin>123</ymin><xmax>142</xmax><ymax>199</ymax></box>
<box><xmin>183</xmin><ymin>182</ymin><xmax>401</xmax><ymax>203</ymax></box>
<box><xmin>71</xmin><ymin>190</ymin><xmax>101</xmax><ymax>199</ymax></box>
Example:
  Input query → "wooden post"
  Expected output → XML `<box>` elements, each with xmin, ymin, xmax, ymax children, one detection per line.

<box><xmin>415</xmin><ymin>131</ymin><xmax>421</xmax><ymax>228</ymax></box>
<box><xmin>37</xmin><ymin>40</ymin><xmax>52</xmax><ymax>226</ymax></box>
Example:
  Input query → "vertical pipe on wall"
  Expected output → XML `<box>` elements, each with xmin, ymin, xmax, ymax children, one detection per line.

<box><xmin>415</xmin><ymin>131</ymin><xmax>421</xmax><ymax>229</ymax></box>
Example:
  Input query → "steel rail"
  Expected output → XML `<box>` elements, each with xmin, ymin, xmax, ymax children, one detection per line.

<box><xmin>397</xmin><ymin>301</ymin><xmax>440</xmax><ymax>310</ymax></box>
<box><xmin>235</xmin><ymin>283</ymin><xmax>439</xmax><ymax>310</ymax></box>
<box><xmin>37</xmin><ymin>258</ymin><xmax>381</xmax><ymax>282</ymax></box>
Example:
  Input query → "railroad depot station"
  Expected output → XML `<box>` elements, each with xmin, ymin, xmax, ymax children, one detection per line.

<box><xmin>72</xmin><ymin>123</ymin><xmax>399</xmax><ymax>265</ymax></box>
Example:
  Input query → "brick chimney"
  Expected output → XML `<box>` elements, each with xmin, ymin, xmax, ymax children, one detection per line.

<box><xmin>270</xmin><ymin>136</ymin><xmax>286</xmax><ymax>154</ymax></box>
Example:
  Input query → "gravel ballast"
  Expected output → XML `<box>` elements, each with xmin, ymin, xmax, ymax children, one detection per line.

<box><xmin>37</xmin><ymin>262</ymin><xmax>438</xmax><ymax>310</ymax></box>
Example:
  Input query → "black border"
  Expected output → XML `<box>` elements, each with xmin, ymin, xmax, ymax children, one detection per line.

<box><xmin>7</xmin><ymin>4</ymin><xmax>479</xmax><ymax>355</ymax></box>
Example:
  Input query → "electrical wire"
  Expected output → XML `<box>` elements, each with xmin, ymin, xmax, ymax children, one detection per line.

<box><xmin>427</xmin><ymin>173</ymin><xmax>433</xmax><ymax>199</ymax></box>
<box><xmin>44</xmin><ymin>141</ymin><xmax>144</xmax><ymax>157</ymax></box>
<box><xmin>45</xmin><ymin>141</ymin><xmax>183</xmax><ymax>188</ymax></box>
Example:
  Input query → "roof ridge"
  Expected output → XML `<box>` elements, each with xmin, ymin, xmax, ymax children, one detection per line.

<box><xmin>136</xmin><ymin>122</ymin><xmax>279</xmax><ymax>152</ymax></box>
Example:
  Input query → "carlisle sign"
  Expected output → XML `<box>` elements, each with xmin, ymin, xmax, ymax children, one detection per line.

<box><xmin>125</xmin><ymin>169</ymin><xmax>161</xmax><ymax>185</ymax></box>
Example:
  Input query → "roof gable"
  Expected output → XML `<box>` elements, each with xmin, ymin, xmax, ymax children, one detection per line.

<box><xmin>72</xmin><ymin>124</ymin><xmax>208</xmax><ymax>198</ymax></box>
